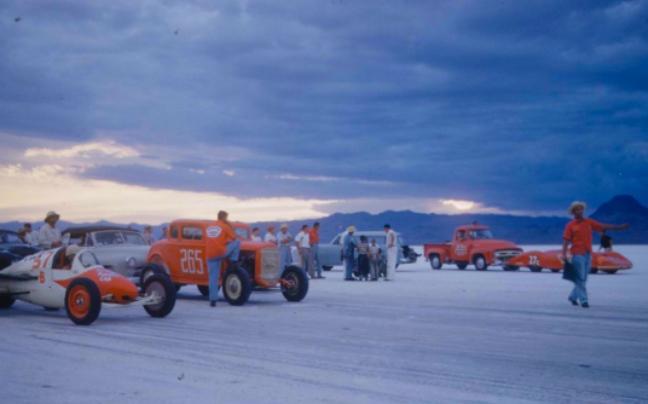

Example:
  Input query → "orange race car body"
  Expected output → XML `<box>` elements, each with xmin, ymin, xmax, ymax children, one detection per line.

<box><xmin>145</xmin><ymin>219</ymin><xmax>308</xmax><ymax>305</ymax></box>
<box><xmin>505</xmin><ymin>250</ymin><xmax>633</xmax><ymax>274</ymax></box>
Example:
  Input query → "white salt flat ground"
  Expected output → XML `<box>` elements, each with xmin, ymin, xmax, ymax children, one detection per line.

<box><xmin>1</xmin><ymin>245</ymin><xmax>647</xmax><ymax>404</ymax></box>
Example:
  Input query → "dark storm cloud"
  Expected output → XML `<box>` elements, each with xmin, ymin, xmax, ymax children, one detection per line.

<box><xmin>1</xmin><ymin>0</ymin><xmax>647</xmax><ymax>212</ymax></box>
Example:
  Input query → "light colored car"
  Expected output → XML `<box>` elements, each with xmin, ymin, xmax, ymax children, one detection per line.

<box><xmin>318</xmin><ymin>230</ymin><xmax>411</xmax><ymax>271</ymax></box>
<box><xmin>62</xmin><ymin>226</ymin><xmax>152</xmax><ymax>285</ymax></box>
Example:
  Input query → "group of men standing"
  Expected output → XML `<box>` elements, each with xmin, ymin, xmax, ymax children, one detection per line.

<box><xmin>342</xmin><ymin>224</ymin><xmax>398</xmax><ymax>281</ymax></box>
<box><xmin>257</xmin><ymin>222</ymin><xmax>325</xmax><ymax>280</ymax></box>
<box><xmin>17</xmin><ymin>211</ymin><xmax>63</xmax><ymax>249</ymax></box>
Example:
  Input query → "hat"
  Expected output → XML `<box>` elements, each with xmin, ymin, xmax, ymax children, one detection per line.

<box><xmin>44</xmin><ymin>211</ymin><xmax>60</xmax><ymax>222</ymax></box>
<box><xmin>280</xmin><ymin>223</ymin><xmax>288</xmax><ymax>229</ymax></box>
<box><xmin>65</xmin><ymin>244</ymin><xmax>82</xmax><ymax>257</ymax></box>
<box><xmin>568</xmin><ymin>201</ymin><xmax>587</xmax><ymax>214</ymax></box>
<box><xmin>347</xmin><ymin>225</ymin><xmax>356</xmax><ymax>233</ymax></box>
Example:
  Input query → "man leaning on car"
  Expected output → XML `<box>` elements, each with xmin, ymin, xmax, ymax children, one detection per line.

<box><xmin>205</xmin><ymin>211</ymin><xmax>241</xmax><ymax>307</ymax></box>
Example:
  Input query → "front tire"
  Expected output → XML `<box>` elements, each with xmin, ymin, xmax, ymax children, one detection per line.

<box><xmin>429</xmin><ymin>254</ymin><xmax>442</xmax><ymax>270</ymax></box>
<box><xmin>143</xmin><ymin>274</ymin><xmax>176</xmax><ymax>318</ymax></box>
<box><xmin>0</xmin><ymin>295</ymin><xmax>15</xmax><ymax>309</ymax></box>
<box><xmin>140</xmin><ymin>263</ymin><xmax>168</xmax><ymax>290</ymax></box>
<box><xmin>473</xmin><ymin>255</ymin><xmax>488</xmax><ymax>271</ymax></box>
<box><xmin>529</xmin><ymin>266</ymin><xmax>543</xmax><ymax>273</ymax></box>
<box><xmin>65</xmin><ymin>278</ymin><xmax>102</xmax><ymax>326</ymax></box>
<box><xmin>222</xmin><ymin>267</ymin><xmax>252</xmax><ymax>306</ymax></box>
<box><xmin>281</xmin><ymin>266</ymin><xmax>309</xmax><ymax>302</ymax></box>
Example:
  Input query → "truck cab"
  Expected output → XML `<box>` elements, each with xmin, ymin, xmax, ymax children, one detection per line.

<box><xmin>424</xmin><ymin>224</ymin><xmax>522</xmax><ymax>271</ymax></box>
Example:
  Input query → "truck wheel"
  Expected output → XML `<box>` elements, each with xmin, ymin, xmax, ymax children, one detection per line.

<box><xmin>503</xmin><ymin>265</ymin><xmax>519</xmax><ymax>271</ymax></box>
<box><xmin>0</xmin><ymin>295</ymin><xmax>15</xmax><ymax>309</ymax></box>
<box><xmin>473</xmin><ymin>255</ymin><xmax>488</xmax><ymax>271</ymax></box>
<box><xmin>197</xmin><ymin>285</ymin><xmax>209</xmax><ymax>297</ymax></box>
<box><xmin>143</xmin><ymin>273</ymin><xmax>176</xmax><ymax>318</ymax></box>
<box><xmin>65</xmin><ymin>278</ymin><xmax>102</xmax><ymax>326</ymax></box>
<box><xmin>222</xmin><ymin>267</ymin><xmax>252</xmax><ymax>306</ymax></box>
<box><xmin>140</xmin><ymin>263</ymin><xmax>168</xmax><ymax>290</ymax></box>
<box><xmin>174</xmin><ymin>284</ymin><xmax>183</xmax><ymax>292</ymax></box>
<box><xmin>456</xmin><ymin>262</ymin><xmax>468</xmax><ymax>270</ymax></box>
<box><xmin>322</xmin><ymin>266</ymin><xmax>332</xmax><ymax>272</ymax></box>
<box><xmin>604</xmin><ymin>270</ymin><xmax>618</xmax><ymax>274</ymax></box>
<box><xmin>590</xmin><ymin>268</ymin><xmax>599</xmax><ymax>274</ymax></box>
<box><xmin>429</xmin><ymin>254</ymin><xmax>442</xmax><ymax>270</ymax></box>
<box><xmin>281</xmin><ymin>265</ymin><xmax>309</xmax><ymax>302</ymax></box>
<box><xmin>551</xmin><ymin>269</ymin><xmax>560</xmax><ymax>273</ymax></box>
<box><xmin>529</xmin><ymin>266</ymin><xmax>543</xmax><ymax>272</ymax></box>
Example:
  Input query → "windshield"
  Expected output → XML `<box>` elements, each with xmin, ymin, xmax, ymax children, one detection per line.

<box><xmin>78</xmin><ymin>251</ymin><xmax>100</xmax><ymax>268</ymax></box>
<box><xmin>235</xmin><ymin>227</ymin><xmax>250</xmax><ymax>240</ymax></box>
<box><xmin>94</xmin><ymin>230</ymin><xmax>147</xmax><ymax>246</ymax></box>
<box><xmin>469</xmin><ymin>230</ymin><xmax>493</xmax><ymax>240</ymax></box>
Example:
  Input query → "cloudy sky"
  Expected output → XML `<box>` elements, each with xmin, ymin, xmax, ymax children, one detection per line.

<box><xmin>1</xmin><ymin>0</ymin><xmax>646</xmax><ymax>222</ymax></box>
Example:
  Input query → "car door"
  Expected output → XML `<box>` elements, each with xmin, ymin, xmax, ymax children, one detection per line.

<box><xmin>176</xmin><ymin>225</ymin><xmax>207</xmax><ymax>284</ymax></box>
<box><xmin>318</xmin><ymin>234</ymin><xmax>343</xmax><ymax>268</ymax></box>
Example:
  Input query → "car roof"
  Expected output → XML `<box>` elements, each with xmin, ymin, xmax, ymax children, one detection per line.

<box><xmin>62</xmin><ymin>225</ymin><xmax>135</xmax><ymax>235</ymax></box>
<box><xmin>169</xmin><ymin>219</ymin><xmax>250</xmax><ymax>228</ymax></box>
<box><xmin>337</xmin><ymin>230</ymin><xmax>400</xmax><ymax>236</ymax></box>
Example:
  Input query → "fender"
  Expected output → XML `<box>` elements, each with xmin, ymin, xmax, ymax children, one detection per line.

<box><xmin>55</xmin><ymin>267</ymin><xmax>139</xmax><ymax>303</ymax></box>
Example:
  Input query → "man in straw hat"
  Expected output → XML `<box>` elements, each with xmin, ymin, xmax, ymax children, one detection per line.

<box><xmin>38</xmin><ymin>211</ymin><xmax>63</xmax><ymax>249</ymax></box>
<box><xmin>342</xmin><ymin>226</ymin><xmax>358</xmax><ymax>281</ymax></box>
<box><xmin>562</xmin><ymin>201</ymin><xmax>628</xmax><ymax>308</ymax></box>
<box><xmin>277</xmin><ymin>224</ymin><xmax>293</xmax><ymax>273</ymax></box>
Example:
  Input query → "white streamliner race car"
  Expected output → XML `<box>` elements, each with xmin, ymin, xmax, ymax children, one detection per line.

<box><xmin>0</xmin><ymin>246</ymin><xmax>176</xmax><ymax>325</ymax></box>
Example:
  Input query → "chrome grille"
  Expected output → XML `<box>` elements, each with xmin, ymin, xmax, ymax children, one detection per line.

<box><xmin>260</xmin><ymin>248</ymin><xmax>281</xmax><ymax>282</ymax></box>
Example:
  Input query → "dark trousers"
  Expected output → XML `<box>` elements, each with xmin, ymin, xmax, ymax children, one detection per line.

<box><xmin>358</xmin><ymin>254</ymin><xmax>370</xmax><ymax>278</ymax></box>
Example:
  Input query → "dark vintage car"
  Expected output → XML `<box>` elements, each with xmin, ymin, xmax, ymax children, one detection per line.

<box><xmin>0</xmin><ymin>229</ymin><xmax>39</xmax><ymax>270</ymax></box>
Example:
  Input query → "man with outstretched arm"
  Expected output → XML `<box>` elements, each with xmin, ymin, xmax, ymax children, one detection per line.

<box><xmin>562</xmin><ymin>201</ymin><xmax>628</xmax><ymax>308</ymax></box>
<box><xmin>206</xmin><ymin>210</ymin><xmax>240</xmax><ymax>307</ymax></box>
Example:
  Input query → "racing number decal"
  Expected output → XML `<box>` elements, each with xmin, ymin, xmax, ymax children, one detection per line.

<box><xmin>528</xmin><ymin>255</ymin><xmax>540</xmax><ymax>266</ymax></box>
<box><xmin>180</xmin><ymin>249</ymin><xmax>204</xmax><ymax>274</ymax></box>
<box><xmin>32</xmin><ymin>251</ymin><xmax>54</xmax><ymax>270</ymax></box>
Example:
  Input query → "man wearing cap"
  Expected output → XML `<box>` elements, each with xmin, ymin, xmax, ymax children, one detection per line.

<box><xmin>342</xmin><ymin>226</ymin><xmax>358</xmax><ymax>281</ymax></box>
<box><xmin>384</xmin><ymin>224</ymin><xmax>398</xmax><ymax>281</ymax></box>
<box><xmin>38</xmin><ymin>211</ymin><xmax>63</xmax><ymax>249</ymax></box>
<box><xmin>277</xmin><ymin>224</ymin><xmax>293</xmax><ymax>273</ymax></box>
<box><xmin>562</xmin><ymin>201</ymin><xmax>628</xmax><ymax>308</ymax></box>
<box><xmin>206</xmin><ymin>210</ymin><xmax>240</xmax><ymax>307</ymax></box>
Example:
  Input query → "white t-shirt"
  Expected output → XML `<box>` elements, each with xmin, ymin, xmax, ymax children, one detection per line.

<box><xmin>386</xmin><ymin>229</ymin><xmax>397</xmax><ymax>250</ymax></box>
<box><xmin>295</xmin><ymin>231</ymin><xmax>310</xmax><ymax>248</ymax></box>
<box><xmin>38</xmin><ymin>223</ymin><xmax>61</xmax><ymax>249</ymax></box>
<box><xmin>251</xmin><ymin>235</ymin><xmax>262</xmax><ymax>242</ymax></box>
<box><xmin>264</xmin><ymin>232</ymin><xmax>277</xmax><ymax>244</ymax></box>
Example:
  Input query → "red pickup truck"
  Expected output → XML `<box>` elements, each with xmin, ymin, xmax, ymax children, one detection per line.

<box><xmin>423</xmin><ymin>224</ymin><xmax>523</xmax><ymax>271</ymax></box>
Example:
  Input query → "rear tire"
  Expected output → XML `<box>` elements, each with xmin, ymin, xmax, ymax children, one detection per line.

<box><xmin>197</xmin><ymin>285</ymin><xmax>209</xmax><ymax>297</ymax></box>
<box><xmin>529</xmin><ymin>266</ymin><xmax>543</xmax><ymax>272</ymax></box>
<box><xmin>222</xmin><ymin>267</ymin><xmax>252</xmax><ymax>306</ymax></box>
<box><xmin>0</xmin><ymin>295</ymin><xmax>15</xmax><ymax>309</ymax></box>
<box><xmin>604</xmin><ymin>270</ymin><xmax>618</xmax><ymax>274</ymax></box>
<box><xmin>429</xmin><ymin>254</ymin><xmax>442</xmax><ymax>270</ymax></box>
<box><xmin>143</xmin><ymin>274</ymin><xmax>176</xmax><ymax>318</ymax></box>
<box><xmin>65</xmin><ymin>278</ymin><xmax>102</xmax><ymax>326</ymax></box>
<box><xmin>322</xmin><ymin>266</ymin><xmax>332</xmax><ymax>272</ymax></box>
<box><xmin>473</xmin><ymin>255</ymin><xmax>488</xmax><ymax>271</ymax></box>
<box><xmin>503</xmin><ymin>265</ymin><xmax>519</xmax><ymax>271</ymax></box>
<box><xmin>551</xmin><ymin>269</ymin><xmax>560</xmax><ymax>273</ymax></box>
<box><xmin>456</xmin><ymin>262</ymin><xmax>468</xmax><ymax>270</ymax></box>
<box><xmin>281</xmin><ymin>266</ymin><xmax>309</xmax><ymax>302</ymax></box>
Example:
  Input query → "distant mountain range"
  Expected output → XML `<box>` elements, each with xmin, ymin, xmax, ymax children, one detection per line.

<box><xmin>2</xmin><ymin>195</ymin><xmax>646</xmax><ymax>245</ymax></box>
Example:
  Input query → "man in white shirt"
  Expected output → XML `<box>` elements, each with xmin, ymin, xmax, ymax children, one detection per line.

<box><xmin>251</xmin><ymin>227</ymin><xmax>262</xmax><ymax>242</ymax></box>
<box><xmin>384</xmin><ymin>224</ymin><xmax>397</xmax><ymax>281</ymax></box>
<box><xmin>38</xmin><ymin>211</ymin><xmax>63</xmax><ymax>249</ymax></box>
<box><xmin>264</xmin><ymin>225</ymin><xmax>277</xmax><ymax>244</ymax></box>
<box><xmin>294</xmin><ymin>224</ymin><xmax>314</xmax><ymax>278</ymax></box>
<box><xmin>22</xmin><ymin>223</ymin><xmax>38</xmax><ymax>246</ymax></box>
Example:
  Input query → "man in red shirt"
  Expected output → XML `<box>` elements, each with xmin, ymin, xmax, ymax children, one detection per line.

<box><xmin>309</xmin><ymin>222</ymin><xmax>324</xmax><ymax>279</ymax></box>
<box><xmin>206</xmin><ymin>210</ymin><xmax>240</xmax><ymax>307</ymax></box>
<box><xmin>562</xmin><ymin>201</ymin><xmax>628</xmax><ymax>308</ymax></box>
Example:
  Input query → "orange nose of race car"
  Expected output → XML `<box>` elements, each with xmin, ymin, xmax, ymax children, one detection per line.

<box><xmin>86</xmin><ymin>267</ymin><xmax>139</xmax><ymax>303</ymax></box>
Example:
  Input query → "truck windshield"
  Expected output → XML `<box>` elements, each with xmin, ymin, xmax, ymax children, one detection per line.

<box><xmin>470</xmin><ymin>230</ymin><xmax>493</xmax><ymax>240</ymax></box>
<box><xmin>235</xmin><ymin>227</ymin><xmax>250</xmax><ymax>240</ymax></box>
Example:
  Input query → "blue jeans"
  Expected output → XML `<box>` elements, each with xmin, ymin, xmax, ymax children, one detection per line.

<box><xmin>207</xmin><ymin>239</ymin><xmax>241</xmax><ymax>302</ymax></box>
<box><xmin>344</xmin><ymin>255</ymin><xmax>355</xmax><ymax>279</ymax></box>
<box><xmin>312</xmin><ymin>244</ymin><xmax>322</xmax><ymax>276</ymax></box>
<box><xmin>279</xmin><ymin>246</ymin><xmax>292</xmax><ymax>273</ymax></box>
<box><xmin>569</xmin><ymin>253</ymin><xmax>591</xmax><ymax>304</ymax></box>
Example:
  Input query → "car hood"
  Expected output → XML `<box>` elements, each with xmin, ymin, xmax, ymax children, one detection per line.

<box><xmin>471</xmin><ymin>240</ymin><xmax>521</xmax><ymax>250</ymax></box>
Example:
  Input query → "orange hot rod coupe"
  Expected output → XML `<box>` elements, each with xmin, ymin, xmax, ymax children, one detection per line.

<box><xmin>505</xmin><ymin>249</ymin><xmax>633</xmax><ymax>274</ymax></box>
<box><xmin>145</xmin><ymin>219</ymin><xmax>308</xmax><ymax>305</ymax></box>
